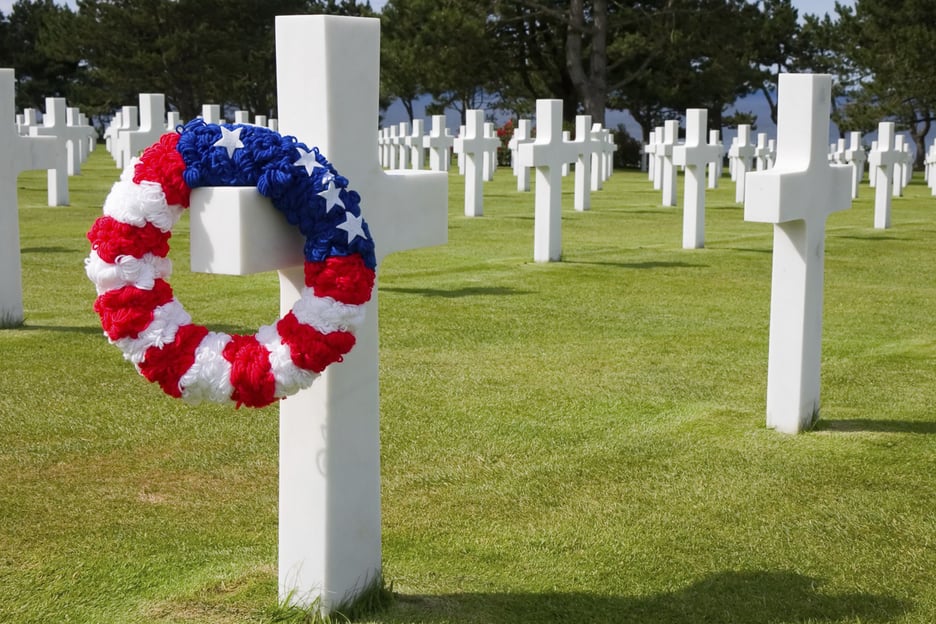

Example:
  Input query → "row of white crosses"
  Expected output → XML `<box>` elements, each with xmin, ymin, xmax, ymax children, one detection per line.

<box><xmin>1</xmin><ymin>69</ymin><xmax>69</xmax><ymax>324</ymax></box>
<box><xmin>377</xmin><ymin>115</ymin><xmax>454</xmax><ymax>172</ymax></box>
<box><xmin>189</xmin><ymin>15</ymin><xmax>448</xmax><ymax>614</ymax></box>
<box><xmin>647</xmin><ymin>120</ymin><xmax>724</xmax><ymax>201</ymax></box>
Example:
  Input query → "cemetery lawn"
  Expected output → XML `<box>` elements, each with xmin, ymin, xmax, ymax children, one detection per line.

<box><xmin>1</xmin><ymin>149</ymin><xmax>934</xmax><ymax>624</ymax></box>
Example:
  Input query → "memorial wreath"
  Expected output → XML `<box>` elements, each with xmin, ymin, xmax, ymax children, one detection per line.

<box><xmin>86</xmin><ymin>120</ymin><xmax>376</xmax><ymax>408</ymax></box>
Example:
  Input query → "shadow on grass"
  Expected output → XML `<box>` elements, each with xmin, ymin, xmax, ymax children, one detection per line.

<box><xmin>564</xmin><ymin>260</ymin><xmax>706</xmax><ymax>270</ymax></box>
<box><xmin>9</xmin><ymin>324</ymin><xmax>103</xmax><ymax>335</ymax></box>
<box><xmin>815</xmin><ymin>419</ymin><xmax>936</xmax><ymax>434</ymax></box>
<box><xmin>21</xmin><ymin>246</ymin><xmax>74</xmax><ymax>253</ymax></box>
<box><xmin>719</xmin><ymin>246</ymin><xmax>772</xmax><ymax>254</ymax></box>
<box><xmin>380</xmin><ymin>286</ymin><xmax>532</xmax><ymax>298</ymax></box>
<box><xmin>391</xmin><ymin>571</ymin><xmax>909</xmax><ymax>624</ymax></box>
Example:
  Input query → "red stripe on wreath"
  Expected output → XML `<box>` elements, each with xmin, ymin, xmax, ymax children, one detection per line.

<box><xmin>87</xmin><ymin>217</ymin><xmax>171</xmax><ymax>263</ymax></box>
<box><xmin>94</xmin><ymin>279</ymin><xmax>174</xmax><ymax>340</ymax></box>
<box><xmin>303</xmin><ymin>255</ymin><xmax>375</xmax><ymax>305</ymax></box>
<box><xmin>139</xmin><ymin>323</ymin><xmax>210</xmax><ymax>398</ymax></box>
<box><xmin>222</xmin><ymin>334</ymin><xmax>277</xmax><ymax>408</ymax></box>
<box><xmin>276</xmin><ymin>311</ymin><xmax>356</xmax><ymax>373</ymax></box>
<box><xmin>133</xmin><ymin>132</ymin><xmax>191</xmax><ymax>208</ymax></box>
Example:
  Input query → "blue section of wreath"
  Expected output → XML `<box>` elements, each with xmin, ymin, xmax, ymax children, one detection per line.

<box><xmin>174</xmin><ymin>119</ymin><xmax>376</xmax><ymax>270</ymax></box>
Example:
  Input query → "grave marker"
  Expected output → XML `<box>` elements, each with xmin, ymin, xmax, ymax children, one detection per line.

<box><xmin>507</xmin><ymin>118</ymin><xmax>532</xmax><ymax>191</ymax></box>
<box><xmin>117</xmin><ymin>94</ymin><xmax>166</xmax><ymax>169</ymax></box>
<box><xmin>660</xmin><ymin>119</ymin><xmax>678</xmax><ymax>206</ymax></box>
<box><xmin>868</xmin><ymin>122</ymin><xmax>898</xmax><ymax>229</ymax></box>
<box><xmin>744</xmin><ymin>73</ymin><xmax>851</xmax><ymax>434</ymax></box>
<box><xmin>27</xmin><ymin>97</ymin><xmax>72</xmax><ymax>205</ymax></box>
<box><xmin>407</xmin><ymin>119</ymin><xmax>425</xmax><ymax>170</ymax></box>
<box><xmin>844</xmin><ymin>131</ymin><xmax>865</xmax><ymax>199</ymax></box>
<box><xmin>189</xmin><ymin>16</ymin><xmax>447</xmax><ymax>612</ymax></box>
<box><xmin>673</xmin><ymin>109</ymin><xmax>720</xmax><ymax>249</ymax></box>
<box><xmin>0</xmin><ymin>69</ymin><xmax>64</xmax><ymax>324</ymax></box>
<box><xmin>202</xmin><ymin>104</ymin><xmax>222</xmax><ymax>124</ymax></box>
<box><xmin>518</xmin><ymin>99</ymin><xmax>577</xmax><ymax>262</ymax></box>
<box><xmin>424</xmin><ymin>114</ymin><xmax>454</xmax><ymax>172</ymax></box>
<box><xmin>707</xmin><ymin>129</ymin><xmax>722</xmax><ymax>189</ymax></box>
<box><xmin>453</xmin><ymin>110</ymin><xmax>497</xmax><ymax>217</ymax></box>
<box><xmin>729</xmin><ymin>124</ymin><xmax>755</xmax><ymax>203</ymax></box>
<box><xmin>572</xmin><ymin>114</ymin><xmax>598</xmax><ymax>211</ymax></box>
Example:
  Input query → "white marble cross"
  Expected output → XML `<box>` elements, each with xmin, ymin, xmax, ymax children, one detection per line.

<box><xmin>482</xmin><ymin>122</ymin><xmax>497</xmax><ymax>181</ymax></box>
<box><xmin>572</xmin><ymin>114</ymin><xmax>598</xmax><ymax>211</ymax></box>
<box><xmin>234</xmin><ymin>110</ymin><xmax>250</xmax><ymax>124</ymax></box>
<box><xmin>424</xmin><ymin>114</ymin><xmax>453</xmax><ymax>172</ymax></box>
<box><xmin>117</xmin><ymin>94</ymin><xmax>166</xmax><ymax>169</ymax></box>
<box><xmin>754</xmin><ymin>132</ymin><xmax>770</xmax><ymax>171</ymax></box>
<box><xmin>868</xmin><ymin>122</ymin><xmax>898</xmax><ymax>229</ymax></box>
<box><xmin>518</xmin><ymin>99</ymin><xmax>577</xmax><ymax>262</ymax></box>
<box><xmin>729</xmin><ymin>124</ymin><xmax>755</xmax><ymax>203</ymax></box>
<box><xmin>652</xmin><ymin>125</ymin><xmax>665</xmax><ymax>190</ymax></box>
<box><xmin>407</xmin><ymin>119</ymin><xmax>425</xmax><ymax>170</ymax></box>
<box><xmin>188</xmin><ymin>16</ymin><xmax>447</xmax><ymax>613</ymax></box>
<box><xmin>673</xmin><ymin>109</ymin><xmax>720</xmax><ymax>249</ymax></box>
<box><xmin>892</xmin><ymin>135</ymin><xmax>909</xmax><ymax>197</ymax></box>
<box><xmin>507</xmin><ymin>118</ymin><xmax>532</xmax><ymax>191</ymax></box>
<box><xmin>201</xmin><ymin>104</ymin><xmax>222</xmax><ymax>124</ymax></box>
<box><xmin>707</xmin><ymin>129</ymin><xmax>723</xmax><ymax>189</ymax></box>
<box><xmin>744</xmin><ymin>73</ymin><xmax>851</xmax><ymax>434</ymax></box>
<box><xmin>660</xmin><ymin>120</ymin><xmax>678</xmax><ymax>206</ymax></box>
<box><xmin>844</xmin><ymin>131</ymin><xmax>866</xmax><ymax>199</ymax></box>
<box><xmin>453</xmin><ymin>109</ymin><xmax>496</xmax><ymax>217</ymax></box>
<box><xmin>0</xmin><ymin>69</ymin><xmax>64</xmax><ymax>325</ymax></box>
<box><xmin>645</xmin><ymin>129</ymin><xmax>657</xmax><ymax>182</ymax></box>
<box><xmin>27</xmin><ymin>97</ymin><xmax>72</xmax><ymax>205</ymax></box>
<box><xmin>395</xmin><ymin>122</ymin><xmax>410</xmax><ymax>169</ymax></box>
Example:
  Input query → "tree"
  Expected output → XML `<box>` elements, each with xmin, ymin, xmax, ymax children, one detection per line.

<box><xmin>834</xmin><ymin>0</ymin><xmax>936</xmax><ymax>168</ymax></box>
<box><xmin>0</xmin><ymin>0</ymin><xmax>82</xmax><ymax>111</ymax></box>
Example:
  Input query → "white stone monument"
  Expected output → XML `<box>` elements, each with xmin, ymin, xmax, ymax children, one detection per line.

<box><xmin>868</xmin><ymin>122</ymin><xmax>898</xmax><ymax>229</ymax></box>
<box><xmin>652</xmin><ymin>124</ymin><xmax>665</xmax><ymax>191</ymax></box>
<box><xmin>729</xmin><ymin>124</ymin><xmax>755</xmax><ymax>203</ymax></box>
<box><xmin>645</xmin><ymin>129</ymin><xmax>657</xmax><ymax>182</ymax></box>
<box><xmin>518</xmin><ymin>99</ymin><xmax>577</xmax><ymax>262</ymax></box>
<box><xmin>0</xmin><ymin>69</ymin><xmax>63</xmax><ymax>325</ymax></box>
<box><xmin>407</xmin><ymin>119</ymin><xmax>425</xmax><ymax>170</ymax></box>
<box><xmin>844</xmin><ymin>131</ymin><xmax>865</xmax><ymax>199</ymax></box>
<box><xmin>424</xmin><ymin>114</ymin><xmax>453</xmax><ymax>172</ymax></box>
<box><xmin>743</xmin><ymin>73</ymin><xmax>851</xmax><ymax>434</ymax></box>
<box><xmin>202</xmin><ymin>104</ymin><xmax>222</xmax><ymax>124</ymax></box>
<box><xmin>117</xmin><ymin>93</ymin><xmax>166</xmax><ymax>169</ymax></box>
<box><xmin>673</xmin><ymin>109</ymin><xmax>720</xmax><ymax>249</ymax></box>
<box><xmin>453</xmin><ymin>109</ymin><xmax>497</xmax><ymax>217</ymax></box>
<box><xmin>707</xmin><ymin>129</ymin><xmax>722</xmax><ymax>189</ymax></box>
<box><xmin>507</xmin><ymin>118</ymin><xmax>532</xmax><ymax>191</ymax></box>
<box><xmin>572</xmin><ymin>114</ymin><xmax>598</xmax><ymax>211</ymax></box>
<box><xmin>659</xmin><ymin>120</ymin><xmax>678</xmax><ymax>206</ymax></box>
<box><xmin>26</xmin><ymin>97</ymin><xmax>72</xmax><ymax>205</ymax></box>
<box><xmin>188</xmin><ymin>16</ymin><xmax>447</xmax><ymax>613</ymax></box>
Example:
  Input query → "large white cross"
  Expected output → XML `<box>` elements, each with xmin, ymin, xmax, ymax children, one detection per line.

<box><xmin>744</xmin><ymin>73</ymin><xmax>851</xmax><ymax>434</ymax></box>
<box><xmin>673</xmin><ymin>109</ymin><xmax>720</xmax><ymax>249</ymax></box>
<box><xmin>188</xmin><ymin>16</ymin><xmax>447</xmax><ymax>613</ymax></box>
<box><xmin>113</xmin><ymin>105</ymin><xmax>139</xmax><ymax>169</ymax></box>
<box><xmin>660</xmin><ymin>119</ymin><xmax>678</xmax><ymax>206</ymax></box>
<box><xmin>518</xmin><ymin>99</ymin><xmax>577</xmax><ymax>263</ymax></box>
<box><xmin>868</xmin><ymin>121</ymin><xmax>898</xmax><ymax>229</ymax></box>
<box><xmin>0</xmin><ymin>69</ymin><xmax>64</xmax><ymax>325</ymax></box>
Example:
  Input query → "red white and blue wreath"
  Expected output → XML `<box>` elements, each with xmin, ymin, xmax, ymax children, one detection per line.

<box><xmin>86</xmin><ymin>120</ymin><xmax>376</xmax><ymax>408</ymax></box>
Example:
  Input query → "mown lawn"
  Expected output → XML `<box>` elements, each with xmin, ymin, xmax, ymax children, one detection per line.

<box><xmin>1</xmin><ymin>148</ymin><xmax>933</xmax><ymax>623</ymax></box>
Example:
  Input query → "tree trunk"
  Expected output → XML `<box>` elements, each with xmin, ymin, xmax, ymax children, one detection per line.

<box><xmin>566</xmin><ymin>0</ymin><xmax>608</xmax><ymax>125</ymax></box>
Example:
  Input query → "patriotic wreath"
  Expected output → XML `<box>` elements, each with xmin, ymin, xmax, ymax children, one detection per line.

<box><xmin>85</xmin><ymin>120</ymin><xmax>376</xmax><ymax>408</ymax></box>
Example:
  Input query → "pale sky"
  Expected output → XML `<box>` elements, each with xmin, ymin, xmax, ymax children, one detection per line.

<box><xmin>1</xmin><ymin>0</ymin><xmax>853</xmax><ymax>19</ymax></box>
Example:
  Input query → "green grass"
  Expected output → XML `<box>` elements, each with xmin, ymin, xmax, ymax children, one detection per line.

<box><xmin>1</xmin><ymin>149</ymin><xmax>934</xmax><ymax>623</ymax></box>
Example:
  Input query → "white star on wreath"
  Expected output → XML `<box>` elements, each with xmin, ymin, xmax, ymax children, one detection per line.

<box><xmin>213</xmin><ymin>126</ymin><xmax>244</xmax><ymax>159</ymax></box>
<box><xmin>318</xmin><ymin>181</ymin><xmax>345</xmax><ymax>213</ymax></box>
<box><xmin>337</xmin><ymin>213</ymin><xmax>367</xmax><ymax>243</ymax></box>
<box><xmin>294</xmin><ymin>147</ymin><xmax>324</xmax><ymax>176</ymax></box>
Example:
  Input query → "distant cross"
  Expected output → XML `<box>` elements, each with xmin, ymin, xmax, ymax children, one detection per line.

<box><xmin>645</xmin><ymin>129</ymin><xmax>657</xmax><ymax>182</ymax></box>
<box><xmin>707</xmin><ymin>129</ymin><xmax>723</xmax><ymax>189</ymax></box>
<box><xmin>201</xmin><ymin>104</ymin><xmax>222</xmax><ymax>124</ymax></box>
<box><xmin>507</xmin><ymin>118</ymin><xmax>532</xmax><ymax>191</ymax></box>
<box><xmin>754</xmin><ymin>132</ymin><xmax>770</xmax><ymax>171</ymax></box>
<box><xmin>117</xmin><ymin>94</ymin><xmax>166</xmax><ymax>169</ymax></box>
<box><xmin>396</xmin><ymin>122</ymin><xmax>410</xmax><ymax>169</ymax></box>
<box><xmin>673</xmin><ymin>109</ymin><xmax>721</xmax><ymax>249</ymax></box>
<box><xmin>844</xmin><ymin>131</ymin><xmax>866</xmax><ymax>199</ymax></box>
<box><xmin>729</xmin><ymin>124</ymin><xmax>755</xmax><ymax>203</ymax></box>
<box><xmin>518</xmin><ymin>99</ymin><xmax>577</xmax><ymax>262</ymax></box>
<box><xmin>113</xmin><ymin>105</ymin><xmax>139</xmax><ymax>169</ymax></box>
<box><xmin>407</xmin><ymin>119</ymin><xmax>425</xmax><ymax>170</ymax></box>
<box><xmin>453</xmin><ymin>109</ymin><xmax>497</xmax><ymax>217</ymax></box>
<box><xmin>0</xmin><ymin>69</ymin><xmax>65</xmax><ymax>325</ymax></box>
<box><xmin>572</xmin><ymin>114</ymin><xmax>598</xmax><ymax>211</ymax></box>
<box><xmin>868</xmin><ymin>122</ymin><xmax>899</xmax><ymax>229</ymax></box>
<box><xmin>27</xmin><ymin>97</ymin><xmax>73</xmax><ymax>205</ymax></box>
<box><xmin>892</xmin><ymin>135</ymin><xmax>909</xmax><ymax>197</ymax></box>
<box><xmin>188</xmin><ymin>16</ymin><xmax>447</xmax><ymax>612</ymax></box>
<box><xmin>652</xmin><ymin>125</ymin><xmax>665</xmax><ymax>190</ymax></box>
<box><xmin>744</xmin><ymin>73</ymin><xmax>851</xmax><ymax>434</ymax></box>
<box><xmin>660</xmin><ymin>119</ymin><xmax>678</xmax><ymax>206</ymax></box>
<box><xmin>482</xmin><ymin>122</ymin><xmax>497</xmax><ymax>181</ymax></box>
<box><xmin>424</xmin><ymin>114</ymin><xmax>454</xmax><ymax>172</ymax></box>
